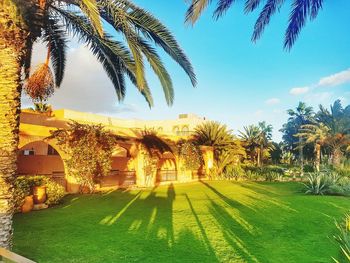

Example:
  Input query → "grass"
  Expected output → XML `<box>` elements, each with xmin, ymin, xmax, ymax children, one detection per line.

<box><xmin>13</xmin><ymin>181</ymin><xmax>350</xmax><ymax>263</ymax></box>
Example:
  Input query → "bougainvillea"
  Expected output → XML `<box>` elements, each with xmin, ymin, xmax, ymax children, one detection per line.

<box><xmin>177</xmin><ymin>140</ymin><xmax>203</xmax><ymax>171</ymax></box>
<box><xmin>50</xmin><ymin>122</ymin><xmax>117</xmax><ymax>192</ymax></box>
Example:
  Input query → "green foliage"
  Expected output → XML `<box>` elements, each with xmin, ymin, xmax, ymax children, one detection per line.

<box><xmin>19</xmin><ymin>0</ymin><xmax>196</xmax><ymax>107</ymax></box>
<box><xmin>185</xmin><ymin>0</ymin><xmax>324</xmax><ymax>50</ymax></box>
<box><xmin>44</xmin><ymin>179</ymin><xmax>66</xmax><ymax>206</ymax></box>
<box><xmin>13</xmin><ymin>176</ymin><xmax>66</xmax><ymax>210</ymax></box>
<box><xmin>51</xmin><ymin>122</ymin><xmax>117</xmax><ymax>192</ymax></box>
<box><xmin>177</xmin><ymin>140</ymin><xmax>203</xmax><ymax>171</ymax></box>
<box><xmin>304</xmin><ymin>172</ymin><xmax>350</xmax><ymax>196</ymax></box>
<box><xmin>193</xmin><ymin>121</ymin><xmax>245</xmax><ymax>177</ymax></box>
<box><xmin>333</xmin><ymin>214</ymin><xmax>350</xmax><ymax>262</ymax></box>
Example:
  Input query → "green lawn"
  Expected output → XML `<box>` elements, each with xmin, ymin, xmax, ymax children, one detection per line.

<box><xmin>13</xmin><ymin>181</ymin><xmax>350</xmax><ymax>263</ymax></box>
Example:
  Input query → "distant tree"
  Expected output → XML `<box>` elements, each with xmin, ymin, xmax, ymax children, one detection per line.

<box><xmin>239</xmin><ymin>125</ymin><xmax>261</xmax><ymax>165</ymax></box>
<box><xmin>185</xmin><ymin>0</ymin><xmax>324</xmax><ymax>49</ymax></box>
<box><xmin>296</xmin><ymin>123</ymin><xmax>330</xmax><ymax>171</ymax></box>
<box><xmin>280</xmin><ymin>102</ymin><xmax>314</xmax><ymax>172</ymax></box>
<box><xmin>316</xmin><ymin>100</ymin><xmax>350</xmax><ymax>166</ymax></box>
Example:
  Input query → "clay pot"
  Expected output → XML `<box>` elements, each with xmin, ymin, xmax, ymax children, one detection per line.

<box><xmin>33</xmin><ymin>186</ymin><xmax>47</xmax><ymax>204</ymax></box>
<box><xmin>21</xmin><ymin>195</ymin><xmax>34</xmax><ymax>213</ymax></box>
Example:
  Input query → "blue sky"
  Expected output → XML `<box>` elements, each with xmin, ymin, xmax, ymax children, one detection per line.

<box><xmin>28</xmin><ymin>1</ymin><xmax>350</xmax><ymax>141</ymax></box>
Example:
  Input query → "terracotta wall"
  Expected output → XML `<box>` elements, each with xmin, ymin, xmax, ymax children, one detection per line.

<box><xmin>17</xmin><ymin>155</ymin><xmax>64</xmax><ymax>175</ymax></box>
<box><xmin>111</xmin><ymin>157</ymin><xmax>131</xmax><ymax>171</ymax></box>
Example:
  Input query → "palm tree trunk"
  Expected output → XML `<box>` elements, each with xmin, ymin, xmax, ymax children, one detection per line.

<box><xmin>0</xmin><ymin>1</ymin><xmax>30</xmax><ymax>249</ymax></box>
<box><xmin>299</xmin><ymin>137</ymin><xmax>304</xmax><ymax>177</ymax></box>
<box><xmin>332</xmin><ymin>147</ymin><xmax>342</xmax><ymax>167</ymax></box>
<box><xmin>315</xmin><ymin>143</ymin><xmax>321</xmax><ymax>172</ymax></box>
<box><xmin>256</xmin><ymin>148</ymin><xmax>260</xmax><ymax>167</ymax></box>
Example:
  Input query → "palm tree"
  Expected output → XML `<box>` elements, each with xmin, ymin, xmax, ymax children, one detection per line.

<box><xmin>239</xmin><ymin>125</ymin><xmax>261</xmax><ymax>165</ymax></box>
<box><xmin>316</xmin><ymin>100</ymin><xmax>350</xmax><ymax>166</ymax></box>
<box><xmin>185</xmin><ymin>0</ymin><xmax>324</xmax><ymax>49</ymax></box>
<box><xmin>193</xmin><ymin>121</ymin><xmax>245</xmax><ymax>176</ymax></box>
<box><xmin>0</xmin><ymin>0</ymin><xmax>196</xmax><ymax>249</ymax></box>
<box><xmin>297</xmin><ymin>123</ymin><xmax>330</xmax><ymax>171</ymax></box>
<box><xmin>257</xmin><ymin>121</ymin><xmax>274</xmax><ymax>166</ymax></box>
<box><xmin>286</xmin><ymin>102</ymin><xmax>314</xmax><ymax>174</ymax></box>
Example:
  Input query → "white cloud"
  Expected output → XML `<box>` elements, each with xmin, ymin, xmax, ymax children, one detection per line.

<box><xmin>265</xmin><ymin>98</ymin><xmax>280</xmax><ymax>105</ymax></box>
<box><xmin>254</xmin><ymin>109</ymin><xmax>263</xmax><ymax>117</ymax></box>
<box><xmin>289</xmin><ymin>86</ymin><xmax>309</xmax><ymax>95</ymax></box>
<box><xmin>318</xmin><ymin>68</ymin><xmax>350</xmax><ymax>87</ymax></box>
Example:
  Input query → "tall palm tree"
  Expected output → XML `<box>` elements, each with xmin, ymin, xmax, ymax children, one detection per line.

<box><xmin>0</xmin><ymin>0</ymin><xmax>196</xmax><ymax>249</ymax></box>
<box><xmin>185</xmin><ymin>0</ymin><xmax>324</xmax><ymax>49</ymax></box>
<box><xmin>257</xmin><ymin>121</ymin><xmax>274</xmax><ymax>166</ymax></box>
<box><xmin>297</xmin><ymin>123</ymin><xmax>330</xmax><ymax>171</ymax></box>
<box><xmin>286</xmin><ymin>102</ymin><xmax>314</xmax><ymax>174</ymax></box>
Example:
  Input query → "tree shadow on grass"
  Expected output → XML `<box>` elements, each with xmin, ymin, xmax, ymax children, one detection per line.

<box><xmin>13</xmin><ymin>183</ymin><xmax>219</xmax><ymax>262</ymax></box>
<box><xmin>207</xmin><ymin>196</ymin><xmax>263</xmax><ymax>263</ymax></box>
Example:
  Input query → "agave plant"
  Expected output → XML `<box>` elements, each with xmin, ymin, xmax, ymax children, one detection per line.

<box><xmin>304</xmin><ymin>173</ymin><xmax>330</xmax><ymax>195</ymax></box>
<box><xmin>333</xmin><ymin>213</ymin><xmax>350</xmax><ymax>262</ymax></box>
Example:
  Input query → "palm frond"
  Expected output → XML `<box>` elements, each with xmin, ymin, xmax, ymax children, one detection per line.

<box><xmin>251</xmin><ymin>0</ymin><xmax>285</xmax><ymax>42</ymax></box>
<box><xmin>55</xmin><ymin>8</ymin><xmax>129</xmax><ymax>100</ymax></box>
<box><xmin>185</xmin><ymin>0</ymin><xmax>211</xmax><ymax>25</ymax></box>
<box><xmin>244</xmin><ymin>0</ymin><xmax>262</xmax><ymax>13</ymax></box>
<box><xmin>100</xmin><ymin>0</ymin><xmax>197</xmax><ymax>87</ymax></box>
<box><xmin>80</xmin><ymin>0</ymin><xmax>104</xmax><ymax>36</ymax></box>
<box><xmin>213</xmin><ymin>0</ymin><xmax>235</xmax><ymax>20</ymax></box>
<box><xmin>43</xmin><ymin>17</ymin><xmax>68</xmax><ymax>87</ymax></box>
<box><xmin>23</xmin><ymin>39</ymin><xmax>34</xmax><ymax>80</ymax></box>
<box><xmin>284</xmin><ymin>0</ymin><xmax>311</xmax><ymax>50</ymax></box>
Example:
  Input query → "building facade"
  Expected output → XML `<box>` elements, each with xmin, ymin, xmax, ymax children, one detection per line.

<box><xmin>18</xmin><ymin>109</ymin><xmax>213</xmax><ymax>193</ymax></box>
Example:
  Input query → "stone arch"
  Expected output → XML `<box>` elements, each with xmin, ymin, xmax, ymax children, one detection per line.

<box><xmin>157</xmin><ymin>151</ymin><xmax>177</xmax><ymax>182</ymax></box>
<box><xmin>17</xmin><ymin>139</ymin><xmax>68</xmax><ymax>190</ymax></box>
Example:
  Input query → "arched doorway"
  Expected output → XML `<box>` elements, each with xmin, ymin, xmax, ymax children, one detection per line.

<box><xmin>100</xmin><ymin>145</ymin><xmax>136</xmax><ymax>187</ymax></box>
<box><xmin>157</xmin><ymin>152</ymin><xmax>177</xmax><ymax>182</ymax></box>
<box><xmin>17</xmin><ymin>141</ymin><xmax>66</xmax><ymax>189</ymax></box>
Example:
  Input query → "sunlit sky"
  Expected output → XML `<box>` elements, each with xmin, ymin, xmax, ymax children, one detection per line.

<box><xmin>25</xmin><ymin>1</ymin><xmax>350</xmax><ymax>141</ymax></box>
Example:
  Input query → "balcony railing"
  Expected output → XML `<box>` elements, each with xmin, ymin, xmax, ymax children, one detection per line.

<box><xmin>100</xmin><ymin>170</ymin><xmax>136</xmax><ymax>187</ymax></box>
<box><xmin>157</xmin><ymin>170</ymin><xmax>177</xmax><ymax>182</ymax></box>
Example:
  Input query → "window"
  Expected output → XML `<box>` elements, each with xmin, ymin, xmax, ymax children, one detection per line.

<box><xmin>181</xmin><ymin>126</ymin><xmax>189</xmax><ymax>135</ymax></box>
<box><xmin>48</xmin><ymin>145</ymin><xmax>59</xmax><ymax>156</ymax></box>
<box><xmin>172</xmin><ymin>126</ymin><xmax>179</xmax><ymax>135</ymax></box>
<box><xmin>22</xmin><ymin>149</ymin><xmax>34</xmax><ymax>156</ymax></box>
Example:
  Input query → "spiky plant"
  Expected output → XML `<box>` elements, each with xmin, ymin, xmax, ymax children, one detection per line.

<box><xmin>185</xmin><ymin>0</ymin><xmax>324</xmax><ymax>49</ymax></box>
<box><xmin>333</xmin><ymin>213</ymin><xmax>350</xmax><ymax>262</ymax></box>
<box><xmin>0</xmin><ymin>0</ymin><xmax>196</xmax><ymax>249</ymax></box>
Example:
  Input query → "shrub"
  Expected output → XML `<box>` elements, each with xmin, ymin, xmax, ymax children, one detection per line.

<box><xmin>333</xmin><ymin>213</ymin><xmax>350</xmax><ymax>262</ymax></box>
<box><xmin>222</xmin><ymin>165</ymin><xmax>245</xmax><ymax>181</ymax></box>
<box><xmin>13</xmin><ymin>175</ymin><xmax>66</xmax><ymax>210</ymax></box>
<box><xmin>304</xmin><ymin>172</ymin><xmax>350</xmax><ymax>196</ymax></box>
<box><xmin>43</xmin><ymin>178</ymin><xmax>66</xmax><ymax>206</ymax></box>
<box><xmin>304</xmin><ymin>173</ymin><xmax>332</xmax><ymax>195</ymax></box>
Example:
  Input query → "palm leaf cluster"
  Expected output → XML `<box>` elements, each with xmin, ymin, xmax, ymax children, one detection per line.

<box><xmin>282</xmin><ymin>100</ymin><xmax>350</xmax><ymax>167</ymax></box>
<box><xmin>192</xmin><ymin>121</ymin><xmax>246</xmax><ymax>175</ymax></box>
<box><xmin>186</xmin><ymin>0</ymin><xmax>324</xmax><ymax>49</ymax></box>
<box><xmin>20</xmin><ymin>0</ymin><xmax>196</xmax><ymax>107</ymax></box>
<box><xmin>239</xmin><ymin>122</ymin><xmax>274</xmax><ymax>166</ymax></box>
